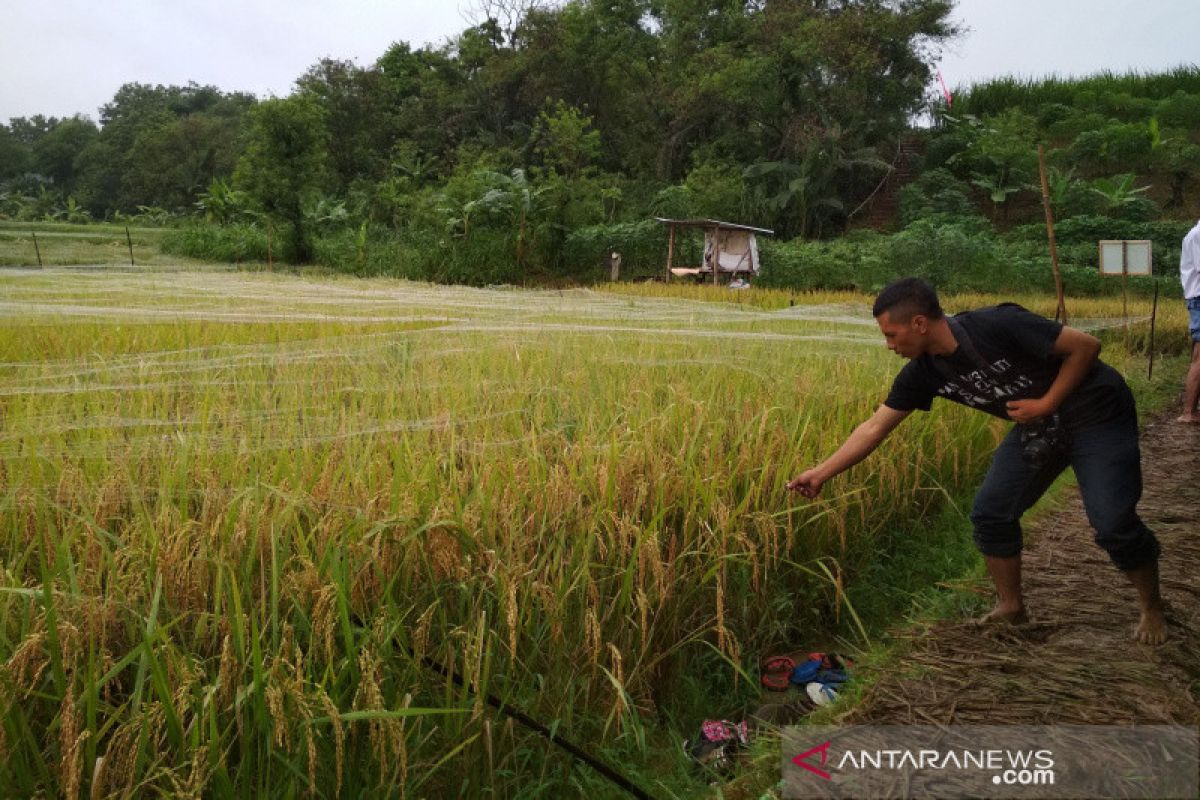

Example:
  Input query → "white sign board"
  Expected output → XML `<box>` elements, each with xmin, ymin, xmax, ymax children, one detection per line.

<box><xmin>1098</xmin><ymin>240</ymin><xmax>1152</xmax><ymax>276</ymax></box>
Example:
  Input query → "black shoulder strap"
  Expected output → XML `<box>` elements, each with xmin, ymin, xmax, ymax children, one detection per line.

<box><xmin>929</xmin><ymin>315</ymin><xmax>993</xmax><ymax>384</ymax></box>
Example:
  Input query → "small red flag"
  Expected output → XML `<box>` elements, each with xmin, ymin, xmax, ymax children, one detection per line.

<box><xmin>936</xmin><ymin>69</ymin><xmax>953</xmax><ymax>108</ymax></box>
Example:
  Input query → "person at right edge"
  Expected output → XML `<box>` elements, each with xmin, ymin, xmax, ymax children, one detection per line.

<box><xmin>788</xmin><ymin>278</ymin><xmax>1167</xmax><ymax>644</ymax></box>
<box><xmin>1178</xmin><ymin>217</ymin><xmax>1200</xmax><ymax>423</ymax></box>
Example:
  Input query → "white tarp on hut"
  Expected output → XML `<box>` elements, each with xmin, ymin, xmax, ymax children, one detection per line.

<box><xmin>704</xmin><ymin>228</ymin><xmax>760</xmax><ymax>275</ymax></box>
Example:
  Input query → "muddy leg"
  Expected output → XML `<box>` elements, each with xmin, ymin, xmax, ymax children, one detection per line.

<box><xmin>978</xmin><ymin>554</ymin><xmax>1029</xmax><ymax>625</ymax></box>
<box><xmin>1177</xmin><ymin>342</ymin><xmax>1200</xmax><ymax>423</ymax></box>
<box><xmin>1125</xmin><ymin>560</ymin><xmax>1167</xmax><ymax>645</ymax></box>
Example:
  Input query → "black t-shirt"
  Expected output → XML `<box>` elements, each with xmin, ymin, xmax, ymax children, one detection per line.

<box><xmin>883</xmin><ymin>304</ymin><xmax>1130</xmax><ymax>430</ymax></box>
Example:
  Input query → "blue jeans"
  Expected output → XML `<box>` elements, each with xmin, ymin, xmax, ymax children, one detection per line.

<box><xmin>969</xmin><ymin>391</ymin><xmax>1160</xmax><ymax>571</ymax></box>
<box><xmin>1187</xmin><ymin>295</ymin><xmax>1200</xmax><ymax>343</ymax></box>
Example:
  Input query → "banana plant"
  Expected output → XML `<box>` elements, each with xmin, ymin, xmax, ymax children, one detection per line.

<box><xmin>1089</xmin><ymin>173</ymin><xmax>1151</xmax><ymax>213</ymax></box>
<box><xmin>460</xmin><ymin>169</ymin><xmax>549</xmax><ymax>266</ymax></box>
<box><xmin>196</xmin><ymin>179</ymin><xmax>253</xmax><ymax>224</ymax></box>
<box><xmin>301</xmin><ymin>195</ymin><xmax>350</xmax><ymax>230</ymax></box>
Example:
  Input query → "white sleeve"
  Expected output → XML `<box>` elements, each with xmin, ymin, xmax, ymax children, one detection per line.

<box><xmin>1183</xmin><ymin>226</ymin><xmax>1200</xmax><ymax>299</ymax></box>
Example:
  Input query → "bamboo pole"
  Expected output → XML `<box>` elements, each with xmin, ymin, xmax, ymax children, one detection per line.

<box><xmin>32</xmin><ymin>232</ymin><xmax>43</xmax><ymax>267</ymax></box>
<box><xmin>125</xmin><ymin>226</ymin><xmax>135</xmax><ymax>266</ymax></box>
<box><xmin>1037</xmin><ymin>145</ymin><xmax>1067</xmax><ymax>324</ymax></box>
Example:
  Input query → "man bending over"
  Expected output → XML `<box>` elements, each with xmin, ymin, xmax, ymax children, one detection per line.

<box><xmin>788</xmin><ymin>278</ymin><xmax>1166</xmax><ymax>644</ymax></box>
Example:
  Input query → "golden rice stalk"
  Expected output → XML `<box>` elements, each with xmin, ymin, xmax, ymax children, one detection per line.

<box><xmin>586</xmin><ymin>608</ymin><xmax>601</xmax><ymax>666</ymax></box>
<box><xmin>636</xmin><ymin>589</ymin><xmax>649</xmax><ymax>649</ymax></box>
<box><xmin>311</xmin><ymin>585</ymin><xmax>337</xmax><ymax>667</ymax></box>
<box><xmin>504</xmin><ymin>580</ymin><xmax>518</xmax><ymax>659</ymax></box>
<box><xmin>217</xmin><ymin>634</ymin><xmax>238</xmax><ymax>710</ymax></box>
<box><xmin>5</xmin><ymin>631</ymin><xmax>50</xmax><ymax>700</ymax></box>
<box><xmin>305</xmin><ymin>720</ymin><xmax>317</xmax><ymax>797</ymax></box>
<box><xmin>411</xmin><ymin>602</ymin><xmax>436</xmax><ymax>663</ymax></box>
<box><xmin>607</xmin><ymin>642</ymin><xmax>626</xmax><ymax>729</ymax></box>
<box><xmin>95</xmin><ymin>718</ymin><xmax>141</xmax><ymax>796</ymax></box>
<box><xmin>319</xmin><ymin>690</ymin><xmax>344</xmax><ymax>798</ymax></box>
<box><xmin>265</xmin><ymin>682</ymin><xmax>289</xmax><ymax>751</ymax></box>
<box><xmin>715</xmin><ymin>564</ymin><xmax>728</xmax><ymax>655</ymax></box>
<box><xmin>176</xmin><ymin>744</ymin><xmax>213</xmax><ymax>800</ymax></box>
<box><xmin>426</xmin><ymin>527</ymin><xmax>462</xmax><ymax>581</ymax></box>
<box><xmin>59</xmin><ymin>684</ymin><xmax>86</xmax><ymax>800</ymax></box>
<box><xmin>470</xmin><ymin>611</ymin><xmax>487</xmax><ymax>720</ymax></box>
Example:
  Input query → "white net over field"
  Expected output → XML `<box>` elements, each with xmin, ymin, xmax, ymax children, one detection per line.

<box><xmin>0</xmin><ymin>270</ymin><xmax>886</xmax><ymax>465</ymax></box>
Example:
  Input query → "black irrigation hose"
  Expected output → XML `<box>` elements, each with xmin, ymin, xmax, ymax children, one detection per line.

<box><xmin>391</xmin><ymin>637</ymin><xmax>655</xmax><ymax>800</ymax></box>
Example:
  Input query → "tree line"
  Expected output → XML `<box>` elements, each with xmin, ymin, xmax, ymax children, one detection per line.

<box><xmin>4</xmin><ymin>0</ymin><xmax>1197</xmax><ymax>291</ymax></box>
<box><xmin>1</xmin><ymin>0</ymin><xmax>957</xmax><ymax>267</ymax></box>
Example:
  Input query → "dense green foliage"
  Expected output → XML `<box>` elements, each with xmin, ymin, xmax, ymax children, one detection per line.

<box><xmin>921</xmin><ymin>68</ymin><xmax>1200</xmax><ymax>227</ymax></box>
<box><xmin>3</xmin><ymin>3</ymin><xmax>1198</xmax><ymax>294</ymax></box>
<box><xmin>4</xmin><ymin>1</ymin><xmax>957</xmax><ymax>264</ymax></box>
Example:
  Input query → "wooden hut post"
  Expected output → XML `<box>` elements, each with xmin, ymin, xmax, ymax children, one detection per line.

<box><xmin>711</xmin><ymin>225</ymin><xmax>721</xmax><ymax>286</ymax></box>
<box><xmin>666</xmin><ymin>222</ymin><xmax>676</xmax><ymax>282</ymax></box>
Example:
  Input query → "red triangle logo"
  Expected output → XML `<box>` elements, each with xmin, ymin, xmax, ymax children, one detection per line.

<box><xmin>792</xmin><ymin>740</ymin><xmax>833</xmax><ymax>780</ymax></box>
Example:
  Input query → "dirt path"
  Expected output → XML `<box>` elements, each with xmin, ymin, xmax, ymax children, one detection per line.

<box><xmin>844</xmin><ymin>412</ymin><xmax>1200</xmax><ymax>727</ymax></box>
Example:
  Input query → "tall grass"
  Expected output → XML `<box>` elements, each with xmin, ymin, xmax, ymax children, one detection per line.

<box><xmin>0</xmin><ymin>270</ymin><xmax>1174</xmax><ymax>796</ymax></box>
<box><xmin>948</xmin><ymin>66</ymin><xmax>1200</xmax><ymax>119</ymax></box>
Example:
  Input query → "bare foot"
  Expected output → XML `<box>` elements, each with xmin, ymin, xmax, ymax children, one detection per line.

<box><xmin>1135</xmin><ymin>607</ymin><xmax>1168</xmax><ymax>645</ymax></box>
<box><xmin>975</xmin><ymin>605</ymin><xmax>1029</xmax><ymax>626</ymax></box>
<box><xmin>1176</xmin><ymin>414</ymin><xmax>1200</xmax><ymax>424</ymax></box>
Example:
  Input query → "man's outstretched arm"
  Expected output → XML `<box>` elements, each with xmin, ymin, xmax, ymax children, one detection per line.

<box><xmin>787</xmin><ymin>404</ymin><xmax>912</xmax><ymax>498</ymax></box>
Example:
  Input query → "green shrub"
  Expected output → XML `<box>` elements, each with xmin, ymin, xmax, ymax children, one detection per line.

<box><xmin>921</xmin><ymin>131</ymin><xmax>970</xmax><ymax>170</ymax></box>
<box><xmin>564</xmin><ymin>219</ymin><xmax>665</xmax><ymax>279</ymax></box>
<box><xmin>885</xmin><ymin>218</ymin><xmax>1000</xmax><ymax>290</ymax></box>
<box><xmin>1018</xmin><ymin>215</ymin><xmax>1190</xmax><ymax>275</ymax></box>
<box><xmin>161</xmin><ymin>222</ymin><xmax>268</xmax><ymax>262</ymax></box>
<box><xmin>897</xmin><ymin>168</ymin><xmax>978</xmax><ymax>226</ymax></box>
<box><xmin>1155</xmin><ymin>91</ymin><xmax>1200</xmax><ymax>127</ymax></box>
<box><xmin>1099</xmin><ymin>92</ymin><xmax>1155</xmax><ymax>119</ymax></box>
<box><xmin>1045</xmin><ymin>111</ymin><xmax>1108</xmax><ymax>141</ymax></box>
<box><xmin>758</xmin><ymin>235</ymin><xmax>889</xmax><ymax>292</ymax></box>
<box><xmin>311</xmin><ymin>228</ymin><xmax>429</xmax><ymax>279</ymax></box>
<box><xmin>1036</xmin><ymin>103</ymin><xmax>1075</xmax><ymax>129</ymax></box>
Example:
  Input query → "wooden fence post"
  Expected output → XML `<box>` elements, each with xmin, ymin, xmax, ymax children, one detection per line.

<box><xmin>125</xmin><ymin>226</ymin><xmax>135</xmax><ymax>266</ymax></box>
<box><xmin>32</xmin><ymin>232</ymin><xmax>43</xmax><ymax>267</ymax></box>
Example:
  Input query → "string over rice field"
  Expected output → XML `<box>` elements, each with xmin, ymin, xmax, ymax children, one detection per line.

<box><xmin>0</xmin><ymin>268</ymin><xmax>1178</xmax><ymax>796</ymax></box>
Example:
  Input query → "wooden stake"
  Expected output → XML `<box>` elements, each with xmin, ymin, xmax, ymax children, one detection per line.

<box><xmin>125</xmin><ymin>226</ymin><xmax>135</xmax><ymax>266</ymax></box>
<box><xmin>1148</xmin><ymin>281</ymin><xmax>1159</xmax><ymax>380</ymax></box>
<box><xmin>32</xmin><ymin>232</ymin><xmax>43</xmax><ymax>267</ymax></box>
<box><xmin>1037</xmin><ymin>145</ymin><xmax>1067</xmax><ymax>324</ymax></box>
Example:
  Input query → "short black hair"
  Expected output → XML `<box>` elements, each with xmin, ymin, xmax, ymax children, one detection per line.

<box><xmin>872</xmin><ymin>277</ymin><xmax>944</xmax><ymax>321</ymax></box>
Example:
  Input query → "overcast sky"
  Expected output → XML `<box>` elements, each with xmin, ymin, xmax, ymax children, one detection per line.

<box><xmin>2</xmin><ymin>0</ymin><xmax>1198</xmax><ymax>122</ymax></box>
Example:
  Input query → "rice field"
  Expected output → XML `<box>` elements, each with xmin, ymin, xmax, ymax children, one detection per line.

<box><xmin>0</xmin><ymin>222</ymin><xmax>181</xmax><ymax>268</ymax></box>
<box><xmin>0</xmin><ymin>267</ymin><xmax>1179</xmax><ymax>797</ymax></box>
